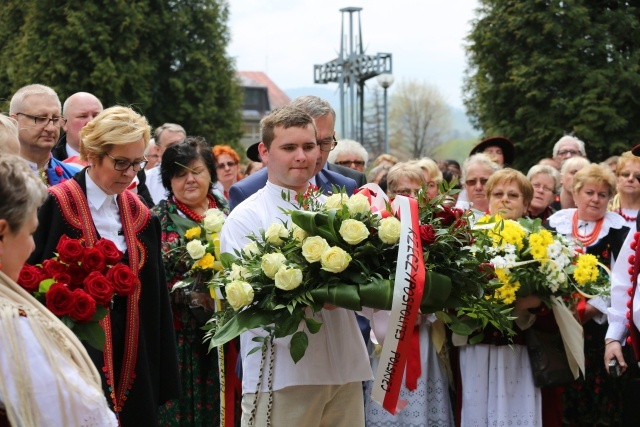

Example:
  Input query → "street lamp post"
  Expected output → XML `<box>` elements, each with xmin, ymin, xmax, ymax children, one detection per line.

<box><xmin>377</xmin><ymin>73</ymin><xmax>395</xmax><ymax>154</ymax></box>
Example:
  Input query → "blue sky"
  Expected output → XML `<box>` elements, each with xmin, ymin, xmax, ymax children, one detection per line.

<box><xmin>227</xmin><ymin>0</ymin><xmax>480</xmax><ymax>109</ymax></box>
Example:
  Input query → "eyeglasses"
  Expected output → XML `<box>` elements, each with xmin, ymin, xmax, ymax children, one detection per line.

<box><xmin>318</xmin><ymin>136</ymin><xmax>338</xmax><ymax>152</ymax></box>
<box><xmin>557</xmin><ymin>149</ymin><xmax>580</xmax><ymax>157</ymax></box>
<box><xmin>335</xmin><ymin>160</ymin><xmax>365</xmax><ymax>167</ymax></box>
<box><xmin>490</xmin><ymin>191</ymin><xmax>522</xmax><ymax>200</ymax></box>
<box><xmin>106</xmin><ymin>154</ymin><xmax>148</xmax><ymax>172</ymax></box>
<box><xmin>216</xmin><ymin>161</ymin><xmax>238</xmax><ymax>170</ymax></box>
<box><xmin>395</xmin><ymin>189</ymin><xmax>421</xmax><ymax>197</ymax></box>
<box><xmin>619</xmin><ymin>171</ymin><xmax>640</xmax><ymax>180</ymax></box>
<box><xmin>532</xmin><ymin>183</ymin><xmax>555</xmax><ymax>193</ymax></box>
<box><xmin>16</xmin><ymin>112</ymin><xmax>66</xmax><ymax>127</ymax></box>
<box><xmin>465</xmin><ymin>178</ymin><xmax>489</xmax><ymax>187</ymax></box>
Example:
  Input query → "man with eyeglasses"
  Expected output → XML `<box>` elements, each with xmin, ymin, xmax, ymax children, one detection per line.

<box><xmin>552</xmin><ymin>135</ymin><xmax>587</xmax><ymax>169</ymax></box>
<box><xmin>145</xmin><ymin>123</ymin><xmax>187</xmax><ymax>205</ymax></box>
<box><xmin>229</xmin><ymin>96</ymin><xmax>366</xmax><ymax>211</ymax></box>
<box><xmin>9</xmin><ymin>84</ymin><xmax>79</xmax><ymax>186</ymax></box>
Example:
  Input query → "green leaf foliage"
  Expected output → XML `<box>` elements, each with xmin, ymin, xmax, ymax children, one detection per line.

<box><xmin>289</xmin><ymin>331</ymin><xmax>309</xmax><ymax>364</ymax></box>
<box><xmin>0</xmin><ymin>0</ymin><xmax>243</xmax><ymax>147</ymax></box>
<box><xmin>464</xmin><ymin>1</ymin><xmax>640</xmax><ymax>169</ymax></box>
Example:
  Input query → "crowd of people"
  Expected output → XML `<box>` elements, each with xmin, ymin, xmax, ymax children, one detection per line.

<box><xmin>1</xmin><ymin>83</ymin><xmax>640</xmax><ymax>426</ymax></box>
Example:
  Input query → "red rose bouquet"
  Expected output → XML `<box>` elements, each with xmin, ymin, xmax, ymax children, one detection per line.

<box><xmin>18</xmin><ymin>235</ymin><xmax>138</xmax><ymax>350</ymax></box>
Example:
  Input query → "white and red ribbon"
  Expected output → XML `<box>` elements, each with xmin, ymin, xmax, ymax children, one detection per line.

<box><xmin>371</xmin><ymin>195</ymin><xmax>425</xmax><ymax>414</ymax></box>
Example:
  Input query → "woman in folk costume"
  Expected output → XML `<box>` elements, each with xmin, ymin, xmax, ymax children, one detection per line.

<box><xmin>28</xmin><ymin>106</ymin><xmax>181</xmax><ymax>426</ymax></box>
<box><xmin>0</xmin><ymin>155</ymin><xmax>117</xmax><ymax>426</ymax></box>
<box><xmin>608</xmin><ymin>150</ymin><xmax>640</xmax><ymax>230</ymax></box>
<box><xmin>364</xmin><ymin>162</ymin><xmax>455</xmax><ymax>427</ymax></box>
<box><xmin>547</xmin><ymin>163</ymin><xmax>631</xmax><ymax>425</ymax></box>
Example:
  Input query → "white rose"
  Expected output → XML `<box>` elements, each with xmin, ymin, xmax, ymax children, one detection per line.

<box><xmin>346</xmin><ymin>193</ymin><xmax>371</xmax><ymax>215</ymax></box>
<box><xmin>225</xmin><ymin>280</ymin><xmax>254</xmax><ymax>310</ymax></box>
<box><xmin>324</xmin><ymin>193</ymin><xmax>349</xmax><ymax>210</ymax></box>
<box><xmin>228</xmin><ymin>263</ymin><xmax>249</xmax><ymax>281</ymax></box>
<box><xmin>339</xmin><ymin>219</ymin><xmax>370</xmax><ymax>245</ymax></box>
<box><xmin>321</xmin><ymin>246</ymin><xmax>352</xmax><ymax>273</ymax></box>
<box><xmin>291</xmin><ymin>224</ymin><xmax>308</xmax><ymax>245</ymax></box>
<box><xmin>265</xmin><ymin>222</ymin><xmax>288</xmax><ymax>246</ymax></box>
<box><xmin>274</xmin><ymin>265</ymin><xmax>303</xmax><ymax>291</ymax></box>
<box><xmin>261</xmin><ymin>252</ymin><xmax>287</xmax><ymax>279</ymax></box>
<box><xmin>186</xmin><ymin>240</ymin><xmax>206</xmax><ymax>260</ymax></box>
<box><xmin>203</xmin><ymin>209</ymin><xmax>225</xmax><ymax>233</ymax></box>
<box><xmin>378</xmin><ymin>217</ymin><xmax>401</xmax><ymax>244</ymax></box>
<box><xmin>242</xmin><ymin>241</ymin><xmax>261</xmax><ymax>257</ymax></box>
<box><xmin>301</xmin><ymin>236</ymin><xmax>331</xmax><ymax>263</ymax></box>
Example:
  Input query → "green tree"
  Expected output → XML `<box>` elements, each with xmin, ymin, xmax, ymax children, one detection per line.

<box><xmin>464</xmin><ymin>0</ymin><xmax>640</xmax><ymax>170</ymax></box>
<box><xmin>0</xmin><ymin>0</ymin><xmax>242</xmax><ymax>146</ymax></box>
<box><xmin>389</xmin><ymin>80</ymin><xmax>451</xmax><ymax>159</ymax></box>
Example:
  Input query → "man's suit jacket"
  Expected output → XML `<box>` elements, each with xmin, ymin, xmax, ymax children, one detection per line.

<box><xmin>229</xmin><ymin>167</ymin><xmax>357</xmax><ymax>211</ymax></box>
<box><xmin>51</xmin><ymin>134</ymin><xmax>69</xmax><ymax>161</ymax></box>
<box><xmin>327</xmin><ymin>162</ymin><xmax>367</xmax><ymax>187</ymax></box>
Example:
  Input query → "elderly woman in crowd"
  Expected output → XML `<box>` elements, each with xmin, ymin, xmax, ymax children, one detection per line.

<box><xmin>457</xmin><ymin>168</ymin><xmax>543</xmax><ymax>425</ymax></box>
<box><xmin>27</xmin><ymin>106</ymin><xmax>180</xmax><ymax>425</ymax></box>
<box><xmin>328</xmin><ymin>139</ymin><xmax>368</xmax><ymax>172</ymax></box>
<box><xmin>415</xmin><ymin>157</ymin><xmax>443</xmax><ymax>200</ymax></box>
<box><xmin>608</xmin><ymin>151</ymin><xmax>640</xmax><ymax>229</ymax></box>
<box><xmin>212</xmin><ymin>144</ymin><xmax>242</xmax><ymax>200</ymax></box>
<box><xmin>366</xmin><ymin>160</ymin><xmax>455</xmax><ymax>427</ymax></box>
<box><xmin>552</xmin><ymin>156</ymin><xmax>590</xmax><ymax>210</ymax></box>
<box><xmin>456</xmin><ymin>153</ymin><xmax>501</xmax><ymax>219</ymax></box>
<box><xmin>0</xmin><ymin>114</ymin><xmax>20</xmax><ymax>155</ymax></box>
<box><xmin>526</xmin><ymin>164</ymin><xmax>560</xmax><ymax>221</ymax></box>
<box><xmin>152</xmin><ymin>138</ymin><xmax>237</xmax><ymax>426</ymax></box>
<box><xmin>0</xmin><ymin>155</ymin><xmax>117</xmax><ymax>426</ymax></box>
<box><xmin>547</xmin><ymin>163</ymin><xmax>631</xmax><ymax>425</ymax></box>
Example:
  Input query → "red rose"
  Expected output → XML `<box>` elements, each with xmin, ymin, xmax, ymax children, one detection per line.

<box><xmin>56</xmin><ymin>235</ymin><xmax>85</xmax><ymax>264</ymax></box>
<box><xmin>94</xmin><ymin>239</ymin><xmax>123</xmax><ymax>266</ymax></box>
<box><xmin>69</xmin><ymin>289</ymin><xmax>97</xmax><ymax>323</ymax></box>
<box><xmin>82</xmin><ymin>247</ymin><xmax>107</xmax><ymax>273</ymax></box>
<box><xmin>479</xmin><ymin>263</ymin><xmax>496</xmax><ymax>280</ymax></box>
<box><xmin>66</xmin><ymin>263</ymin><xmax>89</xmax><ymax>288</ymax></box>
<box><xmin>419</xmin><ymin>224</ymin><xmax>437</xmax><ymax>245</ymax></box>
<box><xmin>42</xmin><ymin>259</ymin><xmax>66</xmax><ymax>278</ymax></box>
<box><xmin>45</xmin><ymin>283</ymin><xmax>74</xmax><ymax>316</ymax></box>
<box><xmin>52</xmin><ymin>271</ymin><xmax>72</xmax><ymax>286</ymax></box>
<box><xmin>107</xmin><ymin>264</ymin><xmax>138</xmax><ymax>296</ymax></box>
<box><xmin>17</xmin><ymin>264</ymin><xmax>45</xmax><ymax>293</ymax></box>
<box><xmin>83</xmin><ymin>271</ymin><xmax>114</xmax><ymax>307</ymax></box>
<box><xmin>435</xmin><ymin>206</ymin><xmax>457</xmax><ymax>226</ymax></box>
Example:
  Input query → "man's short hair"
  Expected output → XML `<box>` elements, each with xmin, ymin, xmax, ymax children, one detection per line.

<box><xmin>290</xmin><ymin>95</ymin><xmax>336</xmax><ymax>121</ymax></box>
<box><xmin>552</xmin><ymin>135</ymin><xmax>586</xmax><ymax>158</ymax></box>
<box><xmin>260</xmin><ymin>106</ymin><xmax>316</xmax><ymax>149</ymax></box>
<box><xmin>154</xmin><ymin>123</ymin><xmax>186</xmax><ymax>146</ymax></box>
<box><xmin>9</xmin><ymin>84</ymin><xmax>60</xmax><ymax>114</ymax></box>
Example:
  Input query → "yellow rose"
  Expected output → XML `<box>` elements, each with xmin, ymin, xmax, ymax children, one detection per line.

<box><xmin>203</xmin><ymin>209</ymin><xmax>225</xmax><ymax>233</ymax></box>
<box><xmin>346</xmin><ymin>193</ymin><xmax>371</xmax><ymax>214</ymax></box>
<box><xmin>301</xmin><ymin>236</ymin><xmax>330</xmax><ymax>263</ymax></box>
<box><xmin>228</xmin><ymin>263</ymin><xmax>249</xmax><ymax>281</ymax></box>
<box><xmin>339</xmin><ymin>219</ymin><xmax>370</xmax><ymax>245</ymax></box>
<box><xmin>186</xmin><ymin>239</ymin><xmax>206</xmax><ymax>260</ymax></box>
<box><xmin>265</xmin><ymin>222</ymin><xmax>288</xmax><ymax>246</ymax></box>
<box><xmin>242</xmin><ymin>241</ymin><xmax>261</xmax><ymax>257</ymax></box>
<box><xmin>321</xmin><ymin>246</ymin><xmax>352</xmax><ymax>273</ymax></box>
<box><xmin>184</xmin><ymin>226</ymin><xmax>202</xmax><ymax>240</ymax></box>
<box><xmin>261</xmin><ymin>252</ymin><xmax>287</xmax><ymax>279</ymax></box>
<box><xmin>274</xmin><ymin>265</ymin><xmax>303</xmax><ymax>291</ymax></box>
<box><xmin>291</xmin><ymin>224</ymin><xmax>308</xmax><ymax>245</ymax></box>
<box><xmin>324</xmin><ymin>193</ymin><xmax>349</xmax><ymax>209</ymax></box>
<box><xmin>378</xmin><ymin>217</ymin><xmax>401</xmax><ymax>244</ymax></box>
<box><xmin>225</xmin><ymin>280</ymin><xmax>255</xmax><ymax>310</ymax></box>
<box><xmin>194</xmin><ymin>252</ymin><xmax>215</xmax><ymax>270</ymax></box>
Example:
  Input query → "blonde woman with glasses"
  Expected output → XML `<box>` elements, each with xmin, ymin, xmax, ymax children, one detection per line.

<box><xmin>608</xmin><ymin>151</ymin><xmax>640</xmax><ymax>228</ymax></box>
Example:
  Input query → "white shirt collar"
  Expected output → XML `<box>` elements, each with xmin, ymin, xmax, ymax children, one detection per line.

<box><xmin>85</xmin><ymin>169</ymin><xmax>117</xmax><ymax>211</ymax></box>
<box><xmin>24</xmin><ymin>158</ymin><xmax>40</xmax><ymax>173</ymax></box>
<box><xmin>65</xmin><ymin>143</ymin><xmax>80</xmax><ymax>158</ymax></box>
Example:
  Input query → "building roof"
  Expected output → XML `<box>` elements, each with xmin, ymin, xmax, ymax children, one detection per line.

<box><xmin>237</xmin><ymin>71</ymin><xmax>291</xmax><ymax>109</ymax></box>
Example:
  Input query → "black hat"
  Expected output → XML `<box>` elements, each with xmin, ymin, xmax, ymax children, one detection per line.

<box><xmin>632</xmin><ymin>144</ymin><xmax>640</xmax><ymax>157</ymax></box>
<box><xmin>246</xmin><ymin>142</ymin><xmax>261</xmax><ymax>162</ymax></box>
<box><xmin>469</xmin><ymin>136</ymin><xmax>515</xmax><ymax>166</ymax></box>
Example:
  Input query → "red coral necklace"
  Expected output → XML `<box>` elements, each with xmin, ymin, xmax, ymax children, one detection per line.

<box><xmin>618</xmin><ymin>207</ymin><xmax>637</xmax><ymax>222</ymax></box>
<box><xmin>572</xmin><ymin>210</ymin><xmax>604</xmax><ymax>247</ymax></box>
<box><xmin>173</xmin><ymin>194</ymin><xmax>217</xmax><ymax>222</ymax></box>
